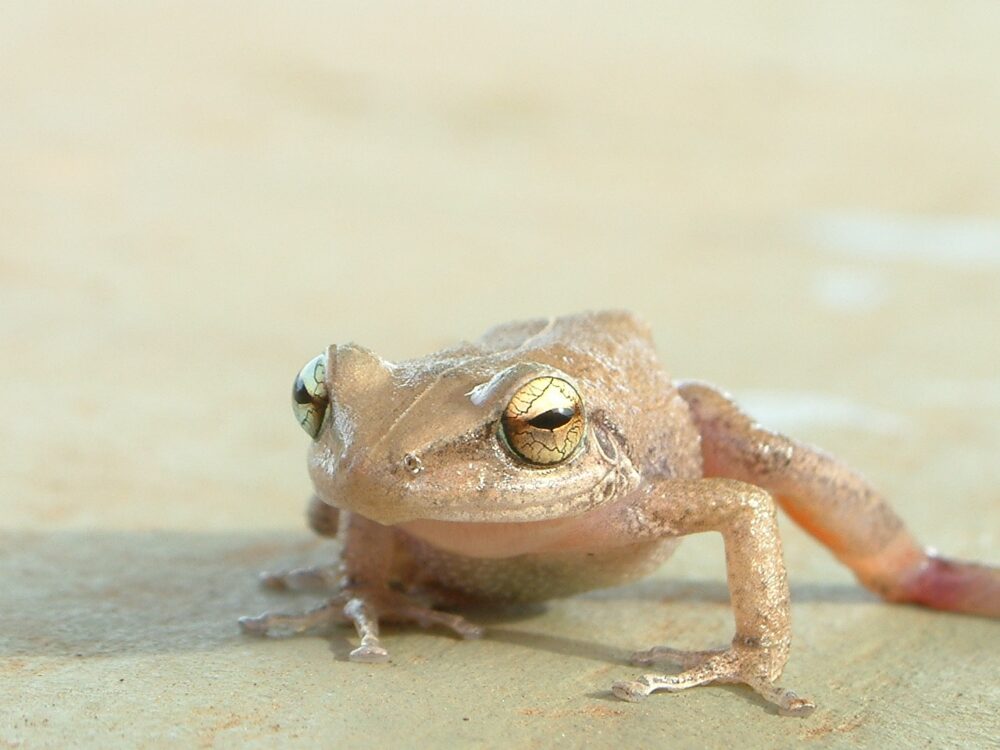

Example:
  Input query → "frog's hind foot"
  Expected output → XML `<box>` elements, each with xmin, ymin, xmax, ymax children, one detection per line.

<box><xmin>239</xmin><ymin>588</ymin><xmax>483</xmax><ymax>663</ymax></box>
<box><xmin>612</xmin><ymin>646</ymin><xmax>816</xmax><ymax>717</ymax></box>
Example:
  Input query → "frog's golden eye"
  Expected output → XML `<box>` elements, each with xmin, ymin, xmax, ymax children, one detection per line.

<box><xmin>292</xmin><ymin>353</ymin><xmax>328</xmax><ymax>439</ymax></box>
<box><xmin>499</xmin><ymin>376</ymin><xmax>585</xmax><ymax>466</ymax></box>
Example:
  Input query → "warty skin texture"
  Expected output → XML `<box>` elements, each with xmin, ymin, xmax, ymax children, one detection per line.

<box><xmin>241</xmin><ymin>310</ymin><xmax>1000</xmax><ymax>716</ymax></box>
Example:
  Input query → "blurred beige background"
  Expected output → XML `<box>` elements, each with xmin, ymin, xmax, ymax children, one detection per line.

<box><xmin>2</xmin><ymin>3</ymin><xmax>998</xmax><ymax>748</ymax></box>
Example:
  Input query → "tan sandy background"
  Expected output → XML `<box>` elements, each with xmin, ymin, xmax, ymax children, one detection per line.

<box><xmin>2</xmin><ymin>3</ymin><xmax>999</xmax><ymax>747</ymax></box>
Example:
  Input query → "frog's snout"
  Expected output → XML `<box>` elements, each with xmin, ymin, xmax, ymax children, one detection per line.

<box><xmin>292</xmin><ymin>353</ymin><xmax>330</xmax><ymax>439</ymax></box>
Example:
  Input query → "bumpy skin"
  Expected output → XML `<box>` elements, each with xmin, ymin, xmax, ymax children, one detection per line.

<box><xmin>240</xmin><ymin>311</ymin><xmax>1000</xmax><ymax>715</ymax></box>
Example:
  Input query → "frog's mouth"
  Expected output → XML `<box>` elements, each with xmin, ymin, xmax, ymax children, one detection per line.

<box><xmin>310</xmin><ymin>436</ymin><xmax>634</xmax><ymax>529</ymax></box>
<box><xmin>389</xmin><ymin>461</ymin><xmax>646</xmax><ymax>559</ymax></box>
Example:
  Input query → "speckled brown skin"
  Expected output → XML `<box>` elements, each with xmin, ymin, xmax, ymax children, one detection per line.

<box><xmin>240</xmin><ymin>311</ymin><xmax>999</xmax><ymax>715</ymax></box>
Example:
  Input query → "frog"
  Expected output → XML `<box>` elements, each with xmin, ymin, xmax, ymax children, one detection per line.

<box><xmin>239</xmin><ymin>310</ymin><xmax>1000</xmax><ymax>716</ymax></box>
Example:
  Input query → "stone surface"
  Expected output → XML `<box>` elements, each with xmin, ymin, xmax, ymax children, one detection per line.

<box><xmin>1</xmin><ymin>3</ymin><xmax>998</xmax><ymax>748</ymax></box>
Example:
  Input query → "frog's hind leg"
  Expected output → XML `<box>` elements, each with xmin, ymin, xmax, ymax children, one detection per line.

<box><xmin>678</xmin><ymin>381</ymin><xmax>1000</xmax><ymax>618</ymax></box>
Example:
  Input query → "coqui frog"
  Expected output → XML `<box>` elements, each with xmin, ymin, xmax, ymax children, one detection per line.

<box><xmin>239</xmin><ymin>311</ymin><xmax>999</xmax><ymax>715</ymax></box>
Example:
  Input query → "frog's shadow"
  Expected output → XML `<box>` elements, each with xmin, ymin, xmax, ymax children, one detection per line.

<box><xmin>0</xmin><ymin>530</ymin><xmax>874</xmax><ymax>661</ymax></box>
<box><xmin>338</xmin><ymin>576</ymin><xmax>877</xmax><ymax>666</ymax></box>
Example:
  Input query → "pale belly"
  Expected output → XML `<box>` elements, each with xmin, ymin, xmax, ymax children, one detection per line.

<box><xmin>396</xmin><ymin>533</ymin><xmax>682</xmax><ymax>603</ymax></box>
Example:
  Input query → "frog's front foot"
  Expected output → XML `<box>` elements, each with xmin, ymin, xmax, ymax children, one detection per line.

<box><xmin>238</xmin><ymin>585</ymin><xmax>483</xmax><ymax>663</ymax></box>
<box><xmin>611</xmin><ymin>645</ymin><xmax>816</xmax><ymax>717</ymax></box>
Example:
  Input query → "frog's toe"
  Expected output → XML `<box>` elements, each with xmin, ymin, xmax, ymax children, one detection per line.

<box><xmin>348</xmin><ymin>643</ymin><xmax>391</xmax><ymax>663</ymax></box>
<box><xmin>744</xmin><ymin>675</ymin><xmax>816</xmax><ymax>717</ymax></box>
<box><xmin>240</xmin><ymin>588</ymin><xmax>483</xmax><ymax>662</ymax></box>
<box><xmin>238</xmin><ymin>599</ymin><xmax>347</xmax><ymax>637</ymax></box>
<box><xmin>611</xmin><ymin>679</ymin><xmax>651</xmax><ymax>702</ymax></box>
<box><xmin>614</xmin><ymin>647</ymin><xmax>816</xmax><ymax>716</ymax></box>
<box><xmin>390</xmin><ymin>604</ymin><xmax>484</xmax><ymax>640</ymax></box>
<box><xmin>612</xmin><ymin>666</ymin><xmax>718</xmax><ymax>703</ymax></box>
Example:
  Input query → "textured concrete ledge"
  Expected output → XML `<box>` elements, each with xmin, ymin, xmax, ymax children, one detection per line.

<box><xmin>2</xmin><ymin>3</ymin><xmax>998</xmax><ymax>747</ymax></box>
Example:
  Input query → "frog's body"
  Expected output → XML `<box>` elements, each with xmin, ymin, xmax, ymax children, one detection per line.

<box><xmin>241</xmin><ymin>311</ymin><xmax>1000</xmax><ymax>716</ymax></box>
<box><xmin>397</xmin><ymin>532</ymin><xmax>682</xmax><ymax>603</ymax></box>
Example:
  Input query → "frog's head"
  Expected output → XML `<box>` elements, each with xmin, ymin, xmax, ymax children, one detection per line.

<box><xmin>291</xmin><ymin>312</ymin><xmax>688</xmax><ymax>526</ymax></box>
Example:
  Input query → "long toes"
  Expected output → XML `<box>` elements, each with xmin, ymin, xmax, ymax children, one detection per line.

<box><xmin>238</xmin><ymin>601</ymin><xmax>345</xmax><ymax>637</ymax></box>
<box><xmin>237</xmin><ymin>614</ymin><xmax>271</xmax><ymax>635</ymax></box>
<box><xmin>745</xmin><ymin>677</ymin><xmax>816</xmax><ymax>717</ymax></box>
<box><xmin>613</xmin><ymin>661</ymin><xmax>724</xmax><ymax>703</ymax></box>
<box><xmin>779</xmin><ymin>695</ymin><xmax>817</xmax><ymax>718</ymax></box>
<box><xmin>238</xmin><ymin>612</ymin><xmax>309</xmax><ymax>637</ymax></box>
<box><xmin>611</xmin><ymin>679</ymin><xmax>651</xmax><ymax>702</ymax></box>
<box><xmin>349</xmin><ymin>643</ymin><xmax>391</xmax><ymax>663</ymax></box>
<box><xmin>611</xmin><ymin>674</ymin><xmax>695</xmax><ymax>701</ymax></box>
<box><xmin>612</xmin><ymin>649</ymin><xmax>819</xmax><ymax>716</ymax></box>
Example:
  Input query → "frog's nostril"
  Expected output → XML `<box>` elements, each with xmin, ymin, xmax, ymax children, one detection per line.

<box><xmin>402</xmin><ymin>453</ymin><xmax>424</xmax><ymax>475</ymax></box>
<box><xmin>293</xmin><ymin>353</ymin><xmax>330</xmax><ymax>439</ymax></box>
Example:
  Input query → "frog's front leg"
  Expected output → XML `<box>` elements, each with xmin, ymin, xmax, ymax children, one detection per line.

<box><xmin>605</xmin><ymin>479</ymin><xmax>815</xmax><ymax>716</ymax></box>
<box><xmin>239</xmin><ymin>512</ymin><xmax>483</xmax><ymax>661</ymax></box>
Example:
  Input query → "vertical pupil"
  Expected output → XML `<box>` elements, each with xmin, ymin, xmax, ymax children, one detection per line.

<box><xmin>527</xmin><ymin>407</ymin><xmax>574</xmax><ymax>430</ymax></box>
<box><xmin>293</xmin><ymin>376</ymin><xmax>315</xmax><ymax>405</ymax></box>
